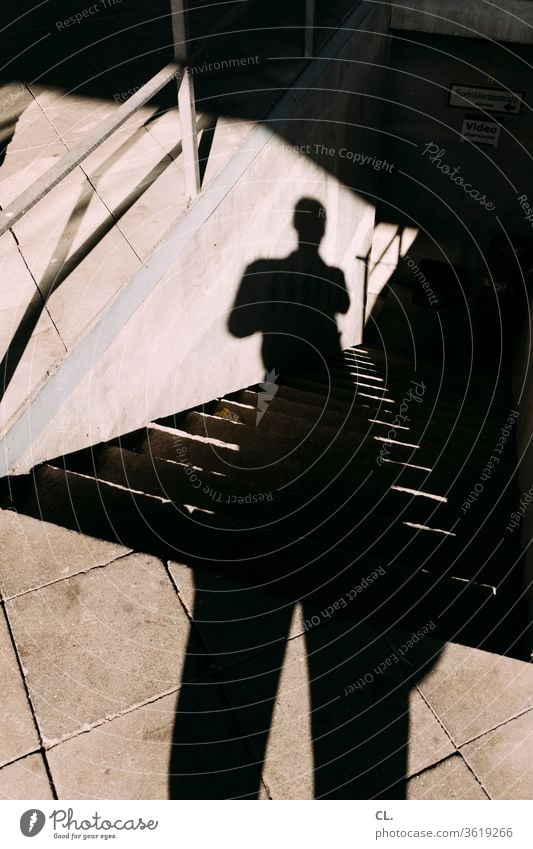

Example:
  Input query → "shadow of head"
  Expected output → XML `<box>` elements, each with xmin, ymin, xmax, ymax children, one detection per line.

<box><xmin>293</xmin><ymin>196</ymin><xmax>326</xmax><ymax>250</ymax></box>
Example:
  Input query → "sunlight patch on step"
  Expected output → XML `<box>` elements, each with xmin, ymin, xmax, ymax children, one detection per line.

<box><xmin>150</xmin><ymin>424</ymin><xmax>240</xmax><ymax>451</ymax></box>
<box><xmin>347</xmin><ymin>371</ymin><xmax>384</xmax><ymax>382</ymax></box>
<box><xmin>392</xmin><ymin>485</ymin><xmax>447</xmax><ymax>503</ymax></box>
<box><xmin>403</xmin><ymin>522</ymin><xmax>456</xmax><ymax>537</ymax></box>
<box><xmin>359</xmin><ymin>392</ymin><xmax>396</xmax><ymax>403</ymax></box>
<box><xmin>373</xmin><ymin>436</ymin><xmax>418</xmax><ymax>448</ymax></box>
<box><xmin>219</xmin><ymin>399</ymin><xmax>255</xmax><ymax>410</ymax></box>
<box><xmin>369</xmin><ymin>418</ymin><xmax>409</xmax><ymax>431</ymax></box>
<box><xmin>182</xmin><ymin>504</ymin><xmax>216</xmax><ymax>516</ymax></box>
<box><xmin>449</xmin><ymin>575</ymin><xmax>496</xmax><ymax>594</ymax></box>
<box><xmin>381</xmin><ymin>458</ymin><xmax>432</xmax><ymax>472</ymax></box>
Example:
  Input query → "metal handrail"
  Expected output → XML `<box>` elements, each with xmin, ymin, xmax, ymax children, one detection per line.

<box><xmin>0</xmin><ymin>62</ymin><xmax>181</xmax><ymax>238</ymax></box>
<box><xmin>0</xmin><ymin>0</ymin><xmax>318</xmax><ymax>238</ymax></box>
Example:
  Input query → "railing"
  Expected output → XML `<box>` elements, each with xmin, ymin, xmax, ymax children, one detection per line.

<box><xmin>0</xmin><ymin>0</ymin><xmax>318</xmax><ymax>240</ymax></box>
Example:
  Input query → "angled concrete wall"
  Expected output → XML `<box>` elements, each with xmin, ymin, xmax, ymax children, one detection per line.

<box><xmin>2</xmin><ymin>3</ymin><xmax>392</xmax><ymax>474</ymax></box>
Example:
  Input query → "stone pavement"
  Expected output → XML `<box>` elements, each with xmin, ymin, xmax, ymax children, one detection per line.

<box><xmin>0</xmin><ymin>505</ymin><xmax>532</xmax><ymax>799</ymax></box>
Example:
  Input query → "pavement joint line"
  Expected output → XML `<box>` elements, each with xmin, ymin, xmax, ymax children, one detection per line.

<box><xmin>8</xmin><ymin>226</ymin><xmax>69</xmax><ymax>354</ymax></box>
<box><xmin>456</xmin><ymin>749</ymin><xmax>492</xmax><ymax>800</ymax></box>
<box><xmin>3</xmin><ymin>83</ymin><xmax>71</xmax><ymax>355</ymax></box>
<box><xmin>457</xmin><ymin>703</ymin><xmax>533</xmax><ymax>750</ymax></box>
<box><xmin>0</xmin><ymin>598</ymin><xmax>58</xmax><ymax>798</ymax></box>
<box><xmin>406</xmin><ymin>751</ymin><xmax>491</xmax><ymax>799</ymax></box>
<box><xmin>162</xmin><ymin>558</ymin><xmax>218</xmax><ymax>669</ymax></box>
<box><xmin>2</xmin><ymin>546</ymin><xmax>134</xmax><ymax>601</ymax></box>
<box><xmin>163</xmin><ymin>558</ymin><xmax>194</xmax><ymax>620</ymax></box>
<box><xmin>458</xmin><ymin>746</ymin><xmax>493</xmax><ymax>801</ymax></box>
<box><xmin>0</xmin><ymin>745</ymin><xmax>42</xmax><ymax>772</ymax></box>
<box><xmin>260</xmin><ymin>776</ymin><xmax>274</xmax><ymax>800</ymax></box>
<box><xmin>413</xmin><ymin>679</ymin><xmax>458</xmax><ymax>750</ymax></box>
<box><xmin>41</xmin><ymin>673</ymin><xmax>210</xmax><ymax>753</ymax></box>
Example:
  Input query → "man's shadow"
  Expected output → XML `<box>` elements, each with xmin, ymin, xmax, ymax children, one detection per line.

<box><xmin>228</xmin><ymin>197</ymin><xmax>350</xmax><ymax>378</ymax></box>
<box><xmin>168</xmin><ymin>199</ymin><xmax>440</xmax><ymax>799</ymax></box>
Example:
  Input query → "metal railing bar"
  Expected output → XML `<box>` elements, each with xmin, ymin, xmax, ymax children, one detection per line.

<box><xmin>0</xmin><ymin>61</ymin><xmax>181</xmax><ymax>238</ymax></box>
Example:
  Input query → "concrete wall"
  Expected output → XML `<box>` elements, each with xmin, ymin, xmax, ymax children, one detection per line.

<box><xmin>391</xmin><ymin>1</ymin><xmax>533</xmax><ymax>44</ymax></box>
<box><xmin>377</xmin><ymin>32</ymin><xmax>533</xmax><ymax>289</ymax></box>
<box><xmin>4</xmin><ymin>4</ymin><xmax>392</xmax><ymax>474</ymax></box>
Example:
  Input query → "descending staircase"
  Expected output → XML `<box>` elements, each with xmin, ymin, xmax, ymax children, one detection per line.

<box><xmin>5</xmin><ymin>344</ymin><xmax>529</xmax><ymax>660</ymax></box>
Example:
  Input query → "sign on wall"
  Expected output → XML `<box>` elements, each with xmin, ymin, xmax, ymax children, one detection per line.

<box><xmin>449</xmin><ymin>84</ymin><xmax>524</xmax><ymax>115</ymax></box>
<box><xmin>461</xmin><ymin>115</ymin><xmax>501</xmax><ymax>147</ymax></box>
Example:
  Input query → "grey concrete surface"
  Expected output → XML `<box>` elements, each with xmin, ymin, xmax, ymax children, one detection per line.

<box><xmin>0</xmin><ymin>507</ymin><xmax>130</xmax><ymax>598</ymax></box>
<box><xmin>6</xmin><ymin>553</ymin><xmax>205</xmax><ymax>743</ymax></box>
<box><xmin>0</xmin><ymin>607</ymin><xmax>40</xmax><ymax>767</ymax></box>
<box><xmin>0</xmin><ymin>754</ymin><xmax>54</xmax><ymax>800</ymax></box>
<box><xmin>406</xmin><ymin>754</ymin><xmax>488</xmax><ymax>800</ymax></box>
<box><xmin>461</xmin><ymin>709</ymin><xmax>533</xmax><ymax>800</ymax></box>
<box><xmin>415</xmin><ymin>639</ymin><xmax>533</xmax><ymax>746</ymax></box>
<box><xmin>2</xmin><ymin>534</ymin><xmax>532</xmax><ymax>798</ymax></box>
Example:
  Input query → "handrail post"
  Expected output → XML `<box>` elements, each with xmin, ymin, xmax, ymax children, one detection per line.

<box><xmin>171</xmin><ymin>0</ymin><xmax>201</xmax><ymax>198</ymax></box>
<box><xmin>305</xmin><ymin>0</ymin><xmax>316</xmax><ymax>57</ymax></box>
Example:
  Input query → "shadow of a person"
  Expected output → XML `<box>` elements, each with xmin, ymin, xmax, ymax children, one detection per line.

<box><xmin>228</xmin><ymin>197</ymin><xmax>350</xmax><ymax>378</ymax></box>
<box><xmin>168</xmin><ymin>199</ymin><xmax>443</xmax><ymax>800</ymax></box>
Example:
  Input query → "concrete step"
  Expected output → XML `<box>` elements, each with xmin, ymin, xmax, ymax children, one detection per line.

<box><xmin>231</xmin><ymin>385</ymin><xmax>518</xmax><ymax>462</ymax></box>
<box><xmin>50</xmin><ymin>436</ymin><xmax>518</xmax><ymax>591</ymax></box>
<box><xmin>277</xmin><ymin>375</ymin><xmax>513</xmax><ymax>431</ymax></box>
<box><xmin>290</xmin><ymin>362</ymin><xmax>514</xmax><ymax>411</ymax></box>
<box><xmin>347</xmin><ymin>345</ymin><xmax>511</xmax><ymax>388</ymax></box>
<box><xmin>178</xmin><ymin>409</ymin><xmax>516</xmax><ymax>499</ymax></box>
<box><xmin>140</xmin><ymin>422</ymin><xmax>517</xmax><ymax>518</ymax></box>
<box><xmin>220</xmin><ymin>391</ymin><xmax>517</xmax><ymax>465</ymax></box>
<box><xmin>13</xmin><ymin>464</ymin><xmax>527</xmax><ymax>658</ymax></box>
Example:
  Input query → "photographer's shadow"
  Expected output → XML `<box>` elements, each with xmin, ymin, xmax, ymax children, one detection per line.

<box><xmin>168</xmin><ymin>199</ymin><xmax>441</xmax><ymax>799</ymax></box>
<box><xmin>228</xmin><ymin>197</ymin><xmax>350</xmax><ymax>377</ymax></box>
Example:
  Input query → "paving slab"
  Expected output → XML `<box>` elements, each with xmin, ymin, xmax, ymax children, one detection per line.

<box><xmin>215</xmin><ymin>618</ymin><xmax>449</xmax><ymax>798</ymax></box>
<box><xmin>410</xmin><ymin>638</ymin><xmax>533</xmax><ymax>746</ymax></box>
<box><xmin>48</xmin><ymin>684</ymin><xmax>258</xmax><ymax>799</ymax></box>
<box><xmin>0</xmin><ymin>308</ymin><xmax>65</xmax><ymax>439</ymax></box>
<box><xmin>0</xmin><ymin>606</ymin><xmax>40</xmax><ymax>767</ymax></box>
<box><xmin>406</xmin><ymin>754</ymin><xmax>488</xmax><ymax>800</ymax></box>
<box><xmin>0</xmin><ymin>79</ymin><xmax>34</xmax><ymax>147</ymax></box>
<box><xmin>6</xmin><ymin>553</ymin><xmax>208</xmax><ymax>743</ymax></box>
<box><xmin>168</xmin><ymin>561</ymin><xmax>306</xmax><ymax>669</ymax></box>
<box><xmin>0</xmin><ymin>232</ymin><xmax>41</xmax><ymax>357</ymax></box>
<box><xmin>12</xmin><ymin>169</ymin><xmax>112</xmax><ymax>251</ymax></box>
<box><xmin>0</xmin><ymin>139</ymin><xmax>79</xmax><ymax>208</ymax></box>
<box><xmin>461</xmin><ymin>709</ymin><xmax>533</xmax><ymax>799</ymax></box>
<box><xmin>4</xmin><ymin>98</ymin><xmax>62</xmax><ymax>153</ymax></box>
<box><xmin>22</xmin><ymin>224</ymin><xmax>142</xmax><ymax>349</ymax></box>
<box><xmin>109</xmin><ymin>158</ymin><xmax>188</xmax><ymax>261</ymax></box>
<box><xmin>0</xmin><ymin>507</ymin><xmax>129</xmax><ymax>599</ymax></box>
<box><xmin>0</xmin><ymin>753</ymin><xmax>54</xmax><ymax>800</ymax></box>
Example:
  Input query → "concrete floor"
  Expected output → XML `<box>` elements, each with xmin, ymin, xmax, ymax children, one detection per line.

<box><xmin>0</xmin><ymin>503</ymin><xmax>532</xmax><ymax>799</ymax></box>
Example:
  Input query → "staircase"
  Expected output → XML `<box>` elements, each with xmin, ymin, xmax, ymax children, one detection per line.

<box><xmin>6</xmin><ymin>344</ymin><xmax>529</xmax><ymax>661</ymax></box>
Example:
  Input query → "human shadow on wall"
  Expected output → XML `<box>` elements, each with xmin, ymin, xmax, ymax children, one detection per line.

<box><xmin>167</xmin><ymin>199</ymin><xmax>442</xmax><ymax>799</ymax></box>
<box><xmin>228</xmin><ymin>197</ymin><xmax>349</xmax><ymax>377</ymax></box>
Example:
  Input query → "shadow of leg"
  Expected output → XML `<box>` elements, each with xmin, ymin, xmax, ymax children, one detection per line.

<box><xmin>305</xmin><ymin>615</ymin><xmax>409</xmax><ymax>799</ymax></box>
<box><xmin>169</xmin><ymin>566</ymin><xmax>295</xmax><ymax>799</ymax></box>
